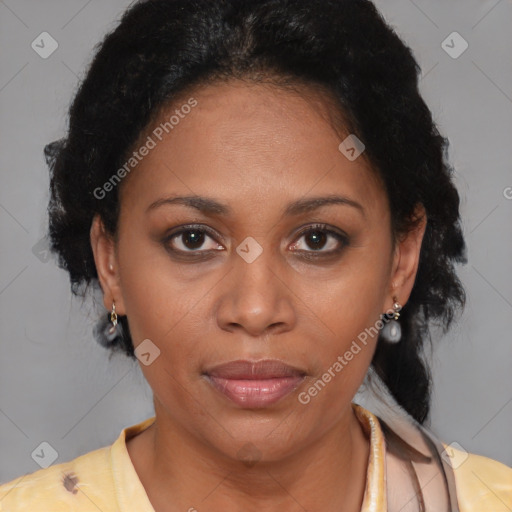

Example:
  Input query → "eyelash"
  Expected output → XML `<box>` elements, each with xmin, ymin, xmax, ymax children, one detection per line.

<box><xmin>162</xmin><ymin>223</ymin><xmax>349</xmax><ymax>259</ymax></box>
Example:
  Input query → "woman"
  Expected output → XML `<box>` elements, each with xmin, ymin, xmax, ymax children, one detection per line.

<box><xmin>0</xmin><ymin>0</ymin><xmax>510</xmax><ymax>510</ymax></box>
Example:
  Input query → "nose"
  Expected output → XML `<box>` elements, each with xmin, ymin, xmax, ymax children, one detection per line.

<box><xmin>215</xmin><ymin>248</ymin><xmax>297</xmax><ymax>338</ymax></box>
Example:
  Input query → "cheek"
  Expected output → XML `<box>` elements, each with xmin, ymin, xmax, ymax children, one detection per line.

<box><xmin>313</xmin><ymin>252</ymin><xmax>389</xmax><ymax>336</ymax></box>
<box><xmin>303</xmin><ymin>244</ymin><xmax>391</xmax><ymax>385</ymax></box>
<box><xmin>121</xmin><ymin>269</ymin><xmax>206</xmax><ymax>363</ymax></box>
<box><xmin>119</xmin><ymin>259</ymin><xmax>208</xmax><ymax>411</ymax></box>
<box><xmin>298</xmin><ymin>287</ymin><xmax>382</xmax><ymax>418</ymax></box>
<box><xmin>116</xmin><ymin>232</ymin><xmax>201</xmax><ymax>356</ymax></box>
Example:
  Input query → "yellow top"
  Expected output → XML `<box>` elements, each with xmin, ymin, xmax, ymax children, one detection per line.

<box><xmin>0</xmin><ymin>403</ymin><xmax>510</xmax><ymax>511</ymax></box>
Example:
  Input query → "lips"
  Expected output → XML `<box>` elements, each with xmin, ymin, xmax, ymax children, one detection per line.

<box><xmin>203</xmin><ymin>359</ymin><xmax>306</xmax><ymax>408</ymax></box>
<box><xmin>205</xmin><ymin>359</ymin><xmax>306</xmax><ymax>379</ymax></box>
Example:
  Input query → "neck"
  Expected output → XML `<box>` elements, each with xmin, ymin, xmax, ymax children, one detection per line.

<box><xmin>128</xmin><ymin>401</ymin><xmax>370</xmax><ymax>512</ymax></box>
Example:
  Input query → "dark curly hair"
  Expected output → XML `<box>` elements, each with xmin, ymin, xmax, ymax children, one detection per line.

<box><xmin>45</xmin><ymin>0</ymin><xmax>467</xmax><ymax>424</ymax></box>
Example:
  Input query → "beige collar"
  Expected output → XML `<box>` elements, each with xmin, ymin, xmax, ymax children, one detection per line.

<box><xmin>352</xmin><ymin>402</ymin><xmax>388</xmax><ymax>512</ymax></box>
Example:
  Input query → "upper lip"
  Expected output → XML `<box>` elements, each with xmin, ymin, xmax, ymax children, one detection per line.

<box><xmin>204</xmin><ymin>359</ymin><xmax>306</xmax><ymax>379</ymax></box>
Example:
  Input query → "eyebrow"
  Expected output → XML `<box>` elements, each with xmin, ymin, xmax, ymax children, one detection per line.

<box><xmin>145</xmin><ymin>194</ymin><xmax>365</xmax><ymax>217</ymax></box>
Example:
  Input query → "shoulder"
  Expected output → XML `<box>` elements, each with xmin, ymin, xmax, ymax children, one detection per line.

<box><xmin>442</xmin><ymin>443</ymin><xmax>512</xmax><ymax>512</ymax></box>
<box><xmin>0</xmin><ymin>445</ymin><xmax>115</xmax><ymax>511</ymax></box>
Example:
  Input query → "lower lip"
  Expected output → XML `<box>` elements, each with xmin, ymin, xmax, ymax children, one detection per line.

<box><xmin>205</xmin><ymin>375</ymin><xmax>305</xmax><ymax>408</ymax></box>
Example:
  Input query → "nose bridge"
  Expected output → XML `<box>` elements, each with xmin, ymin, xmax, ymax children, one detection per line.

<box><xmin>233</xmin><ymin>236</ymin><xmax>282</xmax><ymax>309</ymax></box>
<box><xmin>216</xmin><ymin>236</ymin><xmax>296</xmax><ymax>335</ymax></box>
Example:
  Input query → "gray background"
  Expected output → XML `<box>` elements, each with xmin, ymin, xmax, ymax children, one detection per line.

<box><xmin>1</xmin><ymin>0</ymin><xmax>511</xmax><ymax>484</ymax></box>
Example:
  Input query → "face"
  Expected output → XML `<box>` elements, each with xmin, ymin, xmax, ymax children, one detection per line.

<box><xmin>91</xmin><ymin>79</ymin><xmax>425</xmax><ymax>462</ymax></box>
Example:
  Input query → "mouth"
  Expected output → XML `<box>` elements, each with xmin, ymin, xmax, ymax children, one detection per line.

<box><xmin>203</xmin><ymin>359</ymin><xmax>307</xmax><ymax>408</ymax></box>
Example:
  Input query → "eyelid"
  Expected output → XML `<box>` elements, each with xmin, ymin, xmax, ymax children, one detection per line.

<box><xmin>165</xmin><ymin>223</ymin><xmax>222</xmax><ymax>241</ymax></box>
<box><xmin>293</xmin><ymin>222</ymin><xmax>347</xmax><ymax>238</ymax></box>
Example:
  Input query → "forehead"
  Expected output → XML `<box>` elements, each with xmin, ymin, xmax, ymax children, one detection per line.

<box><xmin>119</xmin><ymin>80</ymin><xmax>387</xmax><ymax>220</ymax></box>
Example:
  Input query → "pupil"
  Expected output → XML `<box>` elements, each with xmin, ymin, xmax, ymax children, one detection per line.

<box><xmin>183</xmin><ymin>230</ymin><xmax>204</xmax><ymax>249</ymax></box>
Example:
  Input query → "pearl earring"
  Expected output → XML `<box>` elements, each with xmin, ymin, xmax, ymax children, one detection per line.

<box><xmin>380</xmin><ymin>296</ymin><xmax>402</xmax><ymax>343</ymax></box>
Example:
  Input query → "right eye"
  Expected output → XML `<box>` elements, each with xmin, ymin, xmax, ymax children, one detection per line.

<box><xmin>163</xmin><ymin>225</ymin><xmax>224</xmax><ymax>254</ymax></box>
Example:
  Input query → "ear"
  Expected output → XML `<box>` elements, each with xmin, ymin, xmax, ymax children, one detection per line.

<box><xmin>90</xmin><ymin>214</ymin><xmax>125</xmax><ymax>315</ymax></box>
<box><xmin>388</xmin><ymin>204</ymin><xmax>427</xmax><ymax>309</ymax></box>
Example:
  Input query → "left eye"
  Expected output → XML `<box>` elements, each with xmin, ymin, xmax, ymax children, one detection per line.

<box><xmin>290</xmin><ymin>224</ymin><xmax>348</xmax><ymax>254</ymax></box>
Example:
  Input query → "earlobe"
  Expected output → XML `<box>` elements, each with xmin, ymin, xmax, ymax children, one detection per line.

<box><xmin>90</xmin><ymin>214</ymin><xmax>124</xmax><ymax>314</ymax></box>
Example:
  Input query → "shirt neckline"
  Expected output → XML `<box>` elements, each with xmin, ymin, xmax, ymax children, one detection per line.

<box><xmin>110</xmin><ymin>402</ymin><xmax>387</xmax><ymax>512</ymax></box>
